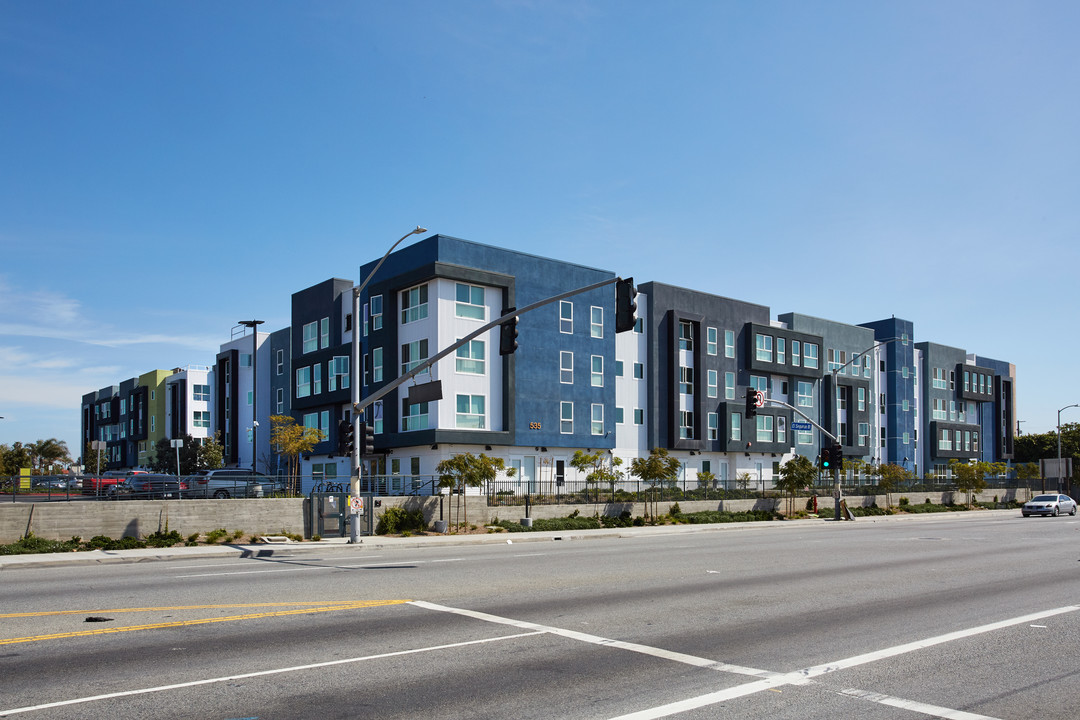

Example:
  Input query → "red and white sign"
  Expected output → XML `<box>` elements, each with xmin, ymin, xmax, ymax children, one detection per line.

<box><xmin>753</xmin><ymin>390</ymin><xmax>765</xmax><ymax>408</ymax></box>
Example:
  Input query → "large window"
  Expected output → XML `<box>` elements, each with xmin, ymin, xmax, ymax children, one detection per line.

<box><xmin>456</xmin><ymin>340</ymin><xmax>485</xmax><ymax>375</ymax></box>
<box><xmin>303</xmin><ymin>321</ymin><xmax>318</xmax><ymax>353</ymax></box>
<box><xmin>730</xmin><ymin>413</ymin><xmax>742</xmax><ymax>441</ymax></box>
<box><xmin>756</xmin><ymin>333</ymin><xmax>773</xmax><ymax>362</ymax></box>
<box><xmin>401</xmin><ymin>339</ymin><xmax>430</xmax><ymax>375</ymax></box>
<box><xmin>193</xmin><ymin>384</ymin><xmax>210</xmax><ymax>402</ymax></box>
<box><xmin>803</xmin><ymin>343</ymin><xmax>819</xmax><ymax>369</ymax></box>
<box><xmin>455</xmin><ymin>283</ymin><xmax>485</xmax><ymax>320</ymax></box>
<box><xmin>560</xmin><ymin>401</ymin><xmax>573</xmax><ymax>434</ymax></box>
<box><xmin>370</xmin><ymin>295</ymin><xmax>383</xmax><ymax>332</ymax></box>
<box><xmin>750</xmin><ymin>375</ymin><xmax>768</xmax><ymax>393</ymax></box>
<box><xmin>400</xmin><ymin>284</ymin><xmax>428</xmax><ymax>324</ymax></box>
<box><xmin>797</xmin><ymin>381</ymin><xmax>813</xmax><ymax>407</ymax></box>
<box><xmin>560</xmin><ymin>351</ymin><xmax>573</xmax><ymax>384</ymax></box>
<box><xmin>679</xmin><ymin>321</ymin><xmax>694</xmax><ymax>351</ymax></box>
<box><xmin>756</xmin><ymin>415</ymin><xmax>774</xmax><ymax>443</ymax></box>
<box><xmin>591</xmin><ymin>355</ymin><xmax>603</xmax><ymax>387</ymax></box>
<box><xmin>402</xmin><ymin>400</ymin><xmax>429</xmax><ymax>432</ymax></box>
<box><xmin>296</xmin><ymin>367</ymin><xmax>311</xmax><ymax>398</ymax></box>
<box><xmin>591</xmin><ymin>404</ymin><xmax>604</xmax><ymax>435</ymax></box>
<box><xmin>456</xmin><ymin>394</ymin><xmax>485</xmax><ymax>429</ymax></box>
<box><xmin>193</xmin><ymin>411</ymin><xmax>209</xmax><ymax>428</ymax></box>
<box><xmin>329</xmin><ymin>356</ymin><xmax>349</xmax><ymax>391</ymax></box>
<box><xmin>590</xmin><ymin>307</ymin><xmax>603</xmax><ymax>338</ymax></box>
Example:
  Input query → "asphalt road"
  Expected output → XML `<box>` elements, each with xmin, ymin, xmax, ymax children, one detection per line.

<box><xmin>2</xmin><ymin>511</ymin><xmax>1078</xmax><ymax>719</ymax></box>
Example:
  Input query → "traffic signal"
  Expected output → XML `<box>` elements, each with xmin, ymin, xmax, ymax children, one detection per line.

<box><xmin>499</xmin><ymin>308</ymin><xmax>519</xmax><ymax>356</ymax></box>
<box><xmin>745</xmin><ymin>390</ymin><xmax>760</xmax><ymax>419</ymax></box>
<box><xmin>615</xmin><ymin>277</ymin><xmax>638</xmax><ymax>333</ymax></box>
<box><xmin>831</xmin><ymin>443</ymin><xmax>843</xmax><ymax>470</ymax></box>
<box><xmin>359</xmin><ymin>421</ymin><xmax>375</xmax><ymax>456</ymax></box>
<box><xmin>820</xmin><ymin>446</ymin><xmax>831</xmax><ymax>470</ymax></box>
<box><xmin>820</xmin><ymin>444</ymin><xmax>844</xmax><ymax>471</ymax></box>
<box><xmin>338</xmin><ymin>419</ymin><xmax>355</xmax><ymax>456</ymax></box>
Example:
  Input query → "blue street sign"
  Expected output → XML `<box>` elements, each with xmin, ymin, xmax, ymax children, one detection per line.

<box><xmin>791</xmin><ymin>422</ymin><xmax>812</xmax><ymax>430</ymax></box>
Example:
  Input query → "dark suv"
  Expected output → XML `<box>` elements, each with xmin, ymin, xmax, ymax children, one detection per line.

<box><xmin>185</xmin><ymin>469</ymin><xmax>268</xmax><ymax>499</ymax></box>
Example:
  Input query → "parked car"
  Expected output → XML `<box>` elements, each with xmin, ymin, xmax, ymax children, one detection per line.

<box><xmin>184</xmin><ymin>469</ymin><xmax>268</xmax><ymax>499</ymax></box>
<box><xmin>82</xmin><ymin>469</ymin><xmax>148</xmax><ymax>496</ymax></box>
<box><xmin>108</xmin><ymin>474</ymin><xmax>188</xmax><ymax>500</ymax></box>
<box><xmin>1022</xmin><ymin>494</ymin><xmax>1077</xmax><ymax>517</ymax></box>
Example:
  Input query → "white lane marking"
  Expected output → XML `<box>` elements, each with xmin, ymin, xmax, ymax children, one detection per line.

<box><xmin>839</xmin><ymin>688</ymin><xmax>1002</xmax><ymax>719</ymax></box>
<box><xmin>605</xmin><ymin>605</ymin><xmax>1080</xmax><ymax>720</ymax></box>
<box><xmin>408</xmin><ymin>600</ymin><xmax>776</xmax><ymax>679</ymax></box>
<box><xmin>0</xmin><ymin>631</ymin><xmax>543</xmax><ymax>716</ymax></box>
<box><xmin>167</xmin><ymin>555</ymin><xmax>382</xmax><ymax>570</ymax></box>
<box><xmin>513</xmin><ymin>553</ymin><xmax>548</xmax><ymax>557</ymax></box>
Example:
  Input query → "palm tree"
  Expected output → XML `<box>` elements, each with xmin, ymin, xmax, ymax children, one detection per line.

<box><xmin>28</xmin><ymin>438</ymin><xmax>71</xmax><ymax>474</ymax></box>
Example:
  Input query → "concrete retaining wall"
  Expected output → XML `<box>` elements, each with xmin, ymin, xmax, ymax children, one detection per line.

<box><xmin>0</xmin><ymin>487</ymin><xmax>1034</xmax><ymax>544</ymax></box>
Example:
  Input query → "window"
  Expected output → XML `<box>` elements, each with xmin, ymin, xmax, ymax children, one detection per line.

<box><xmin>313</xmin><ymin>363</ymin><xmax>322</xmax><ymax>394</ymax></box>
<box><xmin>750</xmin><ymin>375</ymin><xmax>768</xmax><ymax>393</ymax></box>
<box><xmin>615</xmin><ymin>407</ymin><xmax>624</xmax><ymax>424</ymax></box>
<box><xmin>797</xmin><ymin>381</ymin><xmax>813</xmax><ymax>407</ymax></box>
<box><xmin>756</xmin><ymin>333</ymin><xmax>773</xmax><ymax>362</ymax></box>
<box><xmin>679</xmin><ymin>321</ymin><xmax>694</xmax><ymax>351</ymax></box>
<box><xmin>560</xmin><ymin>401</ymin><xmax>573</xmax><ymax>433</ymax></box>
<box><xmin>456</xmin><ymin>340</ymin><xmax>485</xmax><ymax>375</ymax></box>
<box><xmin>858</xmin><ymin>387</ymin><xmax>865</xmax><ymax>411</ymax></box>
<box><xmin>372</xmin><ymin>347</ymin><xmax>383</xmax><ymax>383</ymax></box>
<box><xmin>240</xmin><ymin>353</ymin><xmax>252</xmax><ymax>368</ymax></box>
<box><xmin>373</xmin><ymin>400</ymin><xmax>384</xmax><ymax>434</ymax></box>
<box><xmin>560</xmin><ymin>351</ymin><xmax>573</xmax><ymax>384</ymax></box>
<box><xmin>939</xmin><ymin>428</ymin><xmax>952</xmax><ymax>451</ymax></box>
<box><xmin>591</xmin><ymin>306</ymin><xmax>603</xmax><ymax>338</ymax></box>
<box><xmin>731</xmin><ymin>413</ymin><xmax>742</xmax><ymax>441</ymax></box>
<box><xmin>329</xmin><ymin>356</ymin><xmax>350</xmax><ymax>391</ymax></box>
<box><xmin>591</xmin><ymin>355</ymin><xmax>603</xmax><ymax>387</ymax></box>
<box><xmin>303</xmin><ymin>321</ymin><xmax>318</xmax><ymax>353</ymax></box>
<box><xmin>964</xmin><ymin>371</ymin><xmax>970</xmax><ymax>392</ymax></box>
<box><xmin>859</xmin><ymin>422</ymin><xmax>869</xmax><ymax>447</ymax></box>
<box><xmin>724</xmin><ymin>330</ymin><xmax>735</xmax><ymax>358</ymax></box>
<box><xmin>777</xmin><ymin>338</ymin><xmax>786</xmax><ymax>365</ymax></box>
<box><xmin>863</xmin><ymin>355</ymin><xmax>871</xmax><ymax>378</ymax></box>
<box><xmin>276</xmin><ymin>350</ymin><xmax>284</xmax><ymax>375</ymax></box>
<box><xmin>757</xmin><ymin>415</ymin><xmax>773</xmax><ymax>443</ymax></box>
<box><xmin>370</xmin><ymin>295</ymin><xmax>383</xmax><ymax>331</ymax></box>
<box><xmin>708</xmin><ymin>370</ymin><xmax>718</xmax><ymax>398</ymax></box>
<box><xmin>634</xmin><ymin>408</ymin><xmax>644</xmax><ymax>425</ymax></box>
<box><xmin>275</xmin><ymin>388</ymin><xmax>284</xmax><ymax>414</ymax></box>
<box><xmin>708</xmin><ymin>412</ymin><xmax>718</xmax><ymax>440</ymax></box>
<box><xmin>402</xmin><ymin>400</ymin><xmax>429</xmax><ymax>431</ymax></box>
<box><xmin>804</xmin><ymin>343</ymin><xmax>819</xmax><ymax>369</ymax></box>
<box><xmin>303</xmin><ymin>413</ymin><xmax>318</xmax><ymax>431</ymax></box>
<box><xmin>400</xmin><ymin>284</ymin><xmax>428</xmax><ymax>324</ymax></box>
<box><xmin>725</xmin><ymin>371</ymin><xmax>735</xmax><ymax>400</ymax></box>
<box><xmin>456</xmin><ymin>394</ymin><xmax>485</xmax><ymax>429</ymax></box>
<box><xmin>949</xmin><ymin>370</ymin><xmax>955</xmax><ymax>391</ymax></box>
<box><xmin>680</xmin><ymin>366</ymin><xmax>694</xmax><ymax>395</ymax></box>
<box><xmin>777</xmin><ymin>416</ymin><xmax>786</xmax><ymax>444</ymax></box>
<box><xmin>296</xmin><ymin>367</ymin><xmax>311</xmax><ymax>398</ymax></box>
<box><xmin>193</xmin><ymin>384</ymin><xmax>210</xmax><ymax>402</ymax></box>
<box><xmin>797</xmin><ymin>427</ymin><xmax>812</xmax><ymax>445</ymax></box>
<box><xmin>455</xmin><ymin>283</ymin><xmax>485</xmax><ymax>320</ymax></box>
<box><xmin>707</xmin><ymin>327</ymin><xmax>718</xmax><ymax>355</ymax></box>
<box><xmin>320</xmin><ymin>317</ymin><xmax>330</xmax><ymax>349</ymax></box>
<box><xmin>193</xmin><ymin>411</ymin><xmax>209</xmax><ymax>428</ymax></box>
<box><xmin>560</xmin><ymin>301</ymin><xmax>573</xmax><ymax>334</ymax></box>
<box><xmin>615</xmin><ymin>360</ymin><xmax>624</xmax><ymax>377</ymax></box>
<box><xmin>591</xmin><ymin>404</ymin><xmax>604</xmax><ymax>435</ymax></box>
<box><xmin>633</xmin><ymin>362</ymin><xmax>644</xmax><ymax>379</ymax></box>
<box><xmin>679</xmin><ymin>411</ymin><xmax>694</xmax><ymax>439</ymax></box>
<box><xmin>634</xmin><ymin>317</ymin><xmax>644</xmax><ymax>333</ymax></box>
<box><xmin>401</xmin><ymin>339</ymin><xmax>430</xmax><ymax>375</ymax></box>
<box><xmin>932</xmin><ymin>368</ymin><xmax>947</xmax><ymax>389</ymax></box>
<box><xmin>792</xmin><ymin>340</ymin><xmax>801</xmax><ymax>367</ymax></box>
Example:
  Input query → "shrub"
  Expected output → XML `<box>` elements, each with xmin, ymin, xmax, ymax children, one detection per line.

<box><xmin>377</xmin><ymin>506</ymin><xmax>426</xmax><ymax>535</ymax></box>
<box><xmin>898</xmin><ymin>497</ymin><xmax>910</xmax><ymax>506</ymax></box>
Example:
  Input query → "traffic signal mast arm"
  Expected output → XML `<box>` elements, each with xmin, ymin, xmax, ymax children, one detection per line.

<box><xmin>758</xmin><ymin>397</ymin><xmax>840</xmax><ymax>445</ymax></box>
<box><xmin>353</xmin><ymin>275</ymin><xmax>630</xmax><ymax>417</ymax></box>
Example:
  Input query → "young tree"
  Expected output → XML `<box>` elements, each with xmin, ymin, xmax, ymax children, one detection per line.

<box><xmin>570</xmin><ymin>450</ymin><xmax>623</xmax><ymax>505</ymax></box>
<box><xmin>776</xmin><ymin>455</ymin><xmax>817</xmax><ymax>515</ymax></box>
<box><xmin>629</xmin><ymin>448</ymin><xmax>680</xmax><ymax>520</ymax></box>
<box><xmin>736</xmin><ymin>471</ymin><xmax>754</xmax><ymax>495</ymax></box>
<box><xmin>197</xmin><ymin>433</ymin><xmax>225</xmax><ymax>471</ymax></box>
<box><xmin>697</xmin><ymin>470</ymin><xmax>717</xmax><ymax>496</ymax></box>
<box><xmin>436</xmin><ymin>452</ymin><xmax>515</xmax><ymax>528</ymax></box>
<box><xmin>270</xmin><ymin>415</ymin><xmax>326</xmax><ymax>493</ymax></box>
<box><xmin>949</xmin><ymin>460</ymin><xmax>988</xmax><ymax>507</ymax></box>
<box><xmin>1015</xmin><ymin>462</ymin><xmax>1040</xmax><ymax>496</ymax></box>
<box><xmin>876</xmin><ymin>463</ymin><xmax>910</xmax><ymax>509</ymax></box>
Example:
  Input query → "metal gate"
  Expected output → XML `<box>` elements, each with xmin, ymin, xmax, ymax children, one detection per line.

<box><xmin>308</xmin><ymin>492</ymin><xmax>375</xmax><ymax>538</ymax></box>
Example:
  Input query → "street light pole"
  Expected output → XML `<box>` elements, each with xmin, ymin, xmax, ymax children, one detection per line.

<box><xmin>350</xmin><ymin>226</ymin><xmax>428</xmax><ymax>543</ymax></box>
<box><xmin>238</xmin><ymin>320</ymin><xmax>264</xmax><ymax>474</ymax></box>
<box><xmin>1056</xmin><ymin>404</ymin><xmax>1078</xmax><ymax>493</ymax></box>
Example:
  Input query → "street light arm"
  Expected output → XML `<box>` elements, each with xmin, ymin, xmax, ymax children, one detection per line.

<box><xmin>353</xmin><ymin>226</ymin><xmax>428</xmax><ymax>301</ymax></box>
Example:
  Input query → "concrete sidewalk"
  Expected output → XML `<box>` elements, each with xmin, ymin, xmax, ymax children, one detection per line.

<box><xmin>0</xmin><ymin>509</ymin><xmax>1022</xmax><ymax>571</ymax></box>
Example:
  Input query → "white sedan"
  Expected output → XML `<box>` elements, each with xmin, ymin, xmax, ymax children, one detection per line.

<box><xmin>1022</xmin><ymin>494</ymin><xmax>1077</xmax><ymax>517</ymax></box>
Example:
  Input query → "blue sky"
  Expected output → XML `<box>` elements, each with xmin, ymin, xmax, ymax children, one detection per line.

<box><xmin>2</xmin><ymin>1</ymin><xmax>1078</xmax><ymax>458</ymax></box>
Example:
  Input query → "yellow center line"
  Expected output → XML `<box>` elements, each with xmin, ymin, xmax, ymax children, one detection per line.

<box><xmin>0</xmin><ymin>600</ymin><xmax>411</xmax><ymax>646</ymax></box>
<box><xmin>0</xmin><ymin>602</ymin><xmax>370</xmax><ymax>619</ymax></box>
